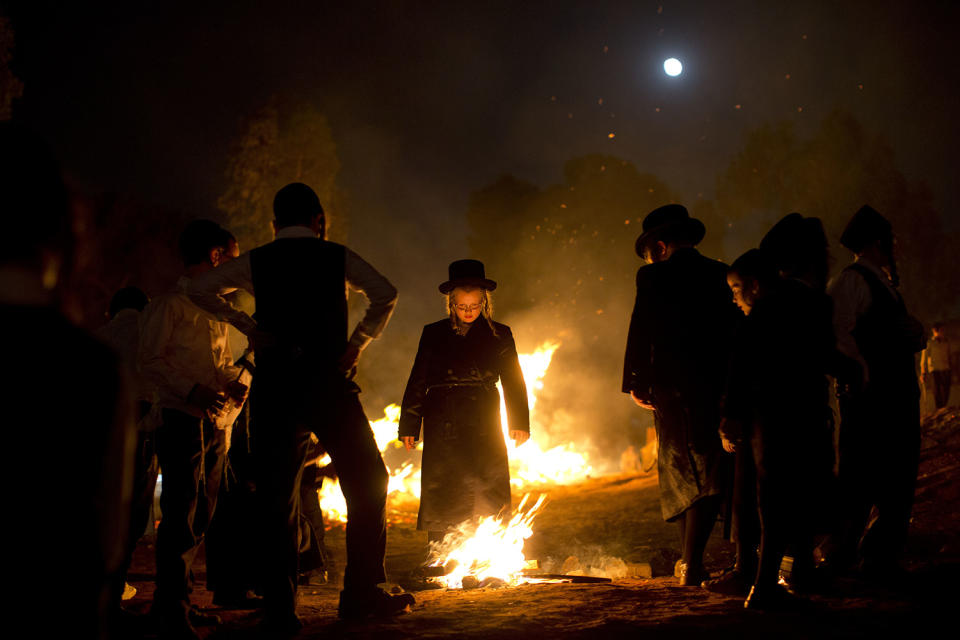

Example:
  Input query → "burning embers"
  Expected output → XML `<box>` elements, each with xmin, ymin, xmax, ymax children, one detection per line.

<box><xmin>424</xmin><ymin>493</ymin><xmax>548</xmax><ymax>589</ymax></box>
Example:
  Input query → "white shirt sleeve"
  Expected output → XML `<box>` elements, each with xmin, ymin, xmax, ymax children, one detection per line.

<box><xmin>186</xmin><ymin>254</ymin><xmax>258</xmax><ymax>335</ymax></box>
<box><xmin>345</xmin><ymin>247</ymin><xmax>398</xmax><ymax>350</ymax></box>
<box><xmin>827</xmin><ymin>268</ymin><xmax>871</xmax><ymax>377</ymax></box>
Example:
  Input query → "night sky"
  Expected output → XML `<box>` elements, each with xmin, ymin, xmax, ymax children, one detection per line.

<box><xmin>5</xmin><ymin>1</ymin><xmax>958</xmax><ymax>457</ymax></box>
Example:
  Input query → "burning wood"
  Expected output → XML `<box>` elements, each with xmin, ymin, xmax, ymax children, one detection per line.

<box><xmin>425</xmin><ymin>493</ymin><xmax>548</xmax><ymax>589</ymax></box>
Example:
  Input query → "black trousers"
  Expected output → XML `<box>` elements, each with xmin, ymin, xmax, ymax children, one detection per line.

<box><xmin>299</xmin><ymin>466</ymin><xmax>332</xmax><ymax>576</ymax></box>
<box><xmin>932</xmin><ymin>370</ymin><xmax>951</xmax><ymax>409</ymax></box>
<box><xmin>731</xmin><ymin>442</ymin><xmax>760</xmax><ymax>575</ymax></box>
<box><xmin>153</xmin><ymin>409</ymin><xmax>226</xmax><ymax>616</ymax></box>
<box><xmin>829</xmin><ymin>389</ymin><xmax>920</xmax><ymax>570</ymax></box>
<box><xmin>251</xmin><ymin>370</ymin><xmax>388</xmax><ymax>620</ymax></box>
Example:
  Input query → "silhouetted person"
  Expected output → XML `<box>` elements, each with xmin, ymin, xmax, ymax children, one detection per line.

<box><xmin>821</xmin><ymin>205</ymin><xmax>926</xmax><ymax>579</ymax></box>
<box><xmin>139</xmin><ymin>220</ymin><xmax>248</xmax><ymax>639</ymax></box>
<box><xmin>756</xmin><ymin>214</ymin><xmax>836</xmax><ymax>594</ymax></box>
<box><xmin>719</xmin><ymin>242</ymin><xmax>835</xmax><ymax>610</ymax></box>
<box><xmin>921</xmin><ymin>323</ymin><xmax>952</xmax><ymax>410</ymax></box>
<box><xmin>0</xmin><ymin>122</ymin><xmax>135</xmax><ymax>640</ymax></box>
<box><xmin>187</xmin><ymin>182</ymin><xmax>410</xmax><ymax>630</ymax></box>
<box><xmin>398</xmin><ymin>260</ymin><xmax>530</xmax><ymax>541</ymax></box>
<box><xmin>622</xmin><ymin>204</ymin><xmax>738</xmax><ymax>586</ymax></box>
<box><xmin>96</xmin><ymin>286</ymin><xmax>158</xmax><ymax>622</ymax></box>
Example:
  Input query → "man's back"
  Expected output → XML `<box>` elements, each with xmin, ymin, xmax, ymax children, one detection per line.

<box><xmin>250</xmin><ymin>237</ymin><xmax>348</xmax><ymax>365</ymax></box>
<box><xmin>625</xmin><ymin>247</ymin><xmax>736</xmax><ymax>400</ymax></box>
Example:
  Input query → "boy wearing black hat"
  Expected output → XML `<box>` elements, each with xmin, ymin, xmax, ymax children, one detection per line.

<box><xmin>622</xmin><ymin>204</ymin><xmax>739</xmax><ymax>586</ymax></box>
<box><xmin>187</xmin><ymin>183</ymin><xmax>408</xmax><ymax>629</ymax></box>
<box><xmin>822</xmin><ymin>205</ymin><xmax>926</xmax><ymax>579</ymax></box>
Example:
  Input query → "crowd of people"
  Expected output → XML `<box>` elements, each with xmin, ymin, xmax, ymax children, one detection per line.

<box><xmin>622</xmin><ymin>202</ymin><xmax>944</xmax><ymax>610</ymax></box>
<box><xmin>2</xmin><ymin>119</ymin><xmax>952</xmax><ymax>639</ymax></box>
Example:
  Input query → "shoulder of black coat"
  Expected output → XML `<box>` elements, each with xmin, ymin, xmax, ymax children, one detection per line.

<box><xmin>491</xmin><ymin>320</ymin><xmax>512</xmax><ymax>336</ymax></box>
<box><xmin>424</xmin><ymin>318</ymin><xmax>451</xmax><ymax>333</ymax></box>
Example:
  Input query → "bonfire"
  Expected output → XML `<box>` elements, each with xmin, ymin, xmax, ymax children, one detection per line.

<box><xmin>316</xmin><ymin>339</ymin><xmax>594</xmax><ymax>585</ymax></box>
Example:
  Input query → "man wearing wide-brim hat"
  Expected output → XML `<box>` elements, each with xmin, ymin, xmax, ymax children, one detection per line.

<box><xmin>819</xmin><ymin>204</ymin><xmax>926</xmax><ymax>579</ymax></box>
<box><xmin>622</xmin><ymin>204</ymin><xmax>739</xmax><ymax>586</ymax></box>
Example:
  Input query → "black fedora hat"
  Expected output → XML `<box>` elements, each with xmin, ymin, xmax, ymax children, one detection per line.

<box><xmin>840</xmin><ymin>205</ymin><xmax>892</xmax><ymax>253</ymax></box>
<box><xmin>439</xmin><ymin>259</ymin><xmax>497</xmax><ymax>294</ymax></box>
<box><xmin>634</xmin><ymin>204</ymin><xmax>706</xmax><ymax>256</ymax></box>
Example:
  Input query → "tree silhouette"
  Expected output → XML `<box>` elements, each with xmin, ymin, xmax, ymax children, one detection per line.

<box><xmin>714</xmin><ymin>110</ymin><xmax>959</xmax><ymax>322</ymax></box>
<box><xmin>218</xmin><ymin>99</ymin><xmax>341</xmax><ymax>250</ymax></box>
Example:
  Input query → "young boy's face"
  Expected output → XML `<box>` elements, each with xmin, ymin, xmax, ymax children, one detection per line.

<box><xmin>727</xmin><ymin>273</ymin><xmax>757</xmax><ymax>316</ymax></box>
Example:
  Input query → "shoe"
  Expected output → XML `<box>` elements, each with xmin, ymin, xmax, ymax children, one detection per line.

<box><xmin>338</xmin><ymin>587</ymin><xmax>415</xmax><ymax>620</ymax></box>
<box><xmin>675</xmin><ymin>560</ymin><xmax>710</xmax><ymax>586</ymax></box>
<box><xmin>702</xmin><ymin>569</ymin><xmax>752</xmax><ymax>597</ymax></box>
<box><xmin>212</xmin><ymin>590</ymin><xmax>265</xmax><ymax>610</ymax></box>
<box><xmin>187</xmin><ymin>605</ymin><xmax>222</xmax><ymax>626</ymax></box>
<box><xmin>743</xmin><ymin>584</ymin><xmax>809</xmax><ymax>611</ymax></box>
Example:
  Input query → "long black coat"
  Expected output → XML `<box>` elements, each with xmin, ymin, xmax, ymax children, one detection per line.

<box><xmin>722</xmin><ymin>279</ymin><xmax>836</xmax><ymax>528</ymax></box>
<box><xmin>622</xmin><ymin>248</ymin><xmax>738</xmax><ymax>521</ymax></box>
<box><xmin>399</xmin><ymin>319</ymin><xmax>529</xmax><ymax>531</ymax></box>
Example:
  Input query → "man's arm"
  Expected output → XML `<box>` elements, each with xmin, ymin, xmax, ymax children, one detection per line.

<box><xmin>827</xmin><ymin>268</ymin><xmax>871</xmax><ymax>385</ymax></box>
<box><xmin>186</xmin><ymin>254</ymin><xmax>257</xmax><ymax>336</ymax></box>
<box><xmin>344</xmin><ymin>247</ymin><xmax>398</xmax><ymax>352</ymax></box>
<box><xmin>623</xmin><ymin>268</ymin><xmax>655</xmax><ymax>401</ymax></box>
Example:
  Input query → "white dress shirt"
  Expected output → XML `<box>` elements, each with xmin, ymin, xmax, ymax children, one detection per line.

<box><xmin>827</xmin><ymin>256</ymin><xmax>900</xmax><ymax>378</ymax></box>
<box><xmin>186</xmin><ymin>226</ymin><xmax>397</xmax><ymax>351</ymax></box>
<box><xmin>138</xmin><ymin>277</ymin><xmax>243</xmax><ymax>426</ymax></box>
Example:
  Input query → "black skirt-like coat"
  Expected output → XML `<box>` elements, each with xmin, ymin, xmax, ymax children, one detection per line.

<box><xmin>399</xmin><ymin>318</ymin><xmax>529</xmax><ymax>531</ymax></box>
<box><xmin>622</xmin><ymin>248</ymin><xmax>739</xmax><ymax>521</ymax></box>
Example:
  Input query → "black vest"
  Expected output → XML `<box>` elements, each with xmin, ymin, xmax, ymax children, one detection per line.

<box><xmin>846</xmin><ymin>263</ymin><xmax>917</xmax><ymax>393</ymax></box>
<box><xmin>250</xmin><ymin>238</ymin><xmax>347</xmax><ymax>366</ymax></box>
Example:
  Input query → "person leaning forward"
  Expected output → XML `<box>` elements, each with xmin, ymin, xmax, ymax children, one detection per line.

<box><xmin>186</xmin><ymin>182</ymin><xmax>412</xmax><ymax>630</ymax></box>
<box><xmin>622</xmin><ymin>204</ymin><xmax>739</xmax><ymax>587</ymax></box>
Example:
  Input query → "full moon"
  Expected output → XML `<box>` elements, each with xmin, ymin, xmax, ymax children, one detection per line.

<box><xmin>663</xmin><ymin>58</ymin><xmax>682</xmax><ymax>77</ymax></box>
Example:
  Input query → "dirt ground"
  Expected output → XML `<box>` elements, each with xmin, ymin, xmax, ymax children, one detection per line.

<box><xmin>124</xmin><ymin>406</ymin><xmax>959</xmax><ymax>638</ymax></box>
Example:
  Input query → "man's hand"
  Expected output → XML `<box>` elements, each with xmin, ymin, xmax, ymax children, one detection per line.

<box><xmin>225</xmin><ymin>381</ymin><xmax>249</xmax><ymax>403</ymax></box>
<box><xmin>188</xmin><ymin>384</ymin><xmax>226</xmax><ymax>415</ymax></box>
<box><xmin>338</xmin><ymin>344</ymin><xmax>362</xmax><ymax>375</ymax></box>
<box><xmin>721</xmin><ymin>436</ymin><xmax>737</xmax><ymax>453</ymax></box>
<box><xmin>511</xmin><ymin>430</ymin><xmax>530</xmax><ymax>446</ymax></box>
<box><xmin>401</xmin><ymin>436</ymin><xmax>417</xmax><ymax>451</ymax></box>
<box><xmin>630</xmin><ymin>390</ymin><xmax>655</xmax><ymax>410</ymax></box>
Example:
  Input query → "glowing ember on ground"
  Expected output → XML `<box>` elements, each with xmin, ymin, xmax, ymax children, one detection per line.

<box><xmin>426</xmin><ymin>493</ymin><xmax>548</xmax><ymax>589</ymax></box>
